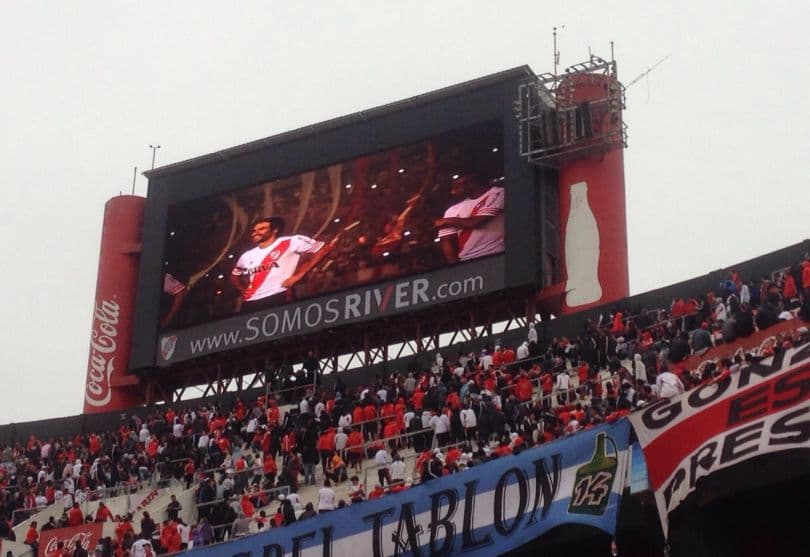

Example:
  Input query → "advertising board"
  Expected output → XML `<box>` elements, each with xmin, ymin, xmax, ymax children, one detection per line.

<box><xmin>130</xmin><ymin>67</ymin><xmax>542</xmax><ymax>370</ymax></box>
<box><xmin>159</xmin><ymin>120</ymin><xmax>504</xmax><ymax>333</ymax></box>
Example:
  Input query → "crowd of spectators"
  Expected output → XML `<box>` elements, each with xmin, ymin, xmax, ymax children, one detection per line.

<box><xmin>2</xmin><ymin>256</ymin><xmax>809</xmax><ymax>556</ymax></box>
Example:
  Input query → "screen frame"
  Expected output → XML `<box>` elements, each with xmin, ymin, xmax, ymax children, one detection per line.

<box><xmin>131</xmin><ymin>70</ymin><xmax>539</xmax><ymax>370</ymax></box>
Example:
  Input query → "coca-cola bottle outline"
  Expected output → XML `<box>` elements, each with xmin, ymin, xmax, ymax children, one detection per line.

<box><xmin>564</xmin><ymin>181</ymin><xmax>602</xmax><ymax>307</ymax></box>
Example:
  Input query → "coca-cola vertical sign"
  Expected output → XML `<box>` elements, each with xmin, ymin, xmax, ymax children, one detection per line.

<box><xmin>557</xmin><ymin>72</ymin><xmax>629</xmax><ymax>314</ymax></box>
<box><xmin>83</xmin><ymin>195</ymin><xmax>145</xmax><ymax>413</ymax></box>
<box><xmin>39</xmin><ymin>523</ymin><xmax>103</xmax><ymax>557</ymax></box>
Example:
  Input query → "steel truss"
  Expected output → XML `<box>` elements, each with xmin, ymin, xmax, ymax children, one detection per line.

<box><xmin>142</xmin><ymin>289</ymin><xmax>551</xmax><ymax>404</ymax></box>
<box><xmin>515</xmin><ymin>55</ymin><xmax>627</xmax><ymax>167</ymax></box>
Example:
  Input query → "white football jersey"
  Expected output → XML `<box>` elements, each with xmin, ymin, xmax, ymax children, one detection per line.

<box><xmin>232</xmin><ymin>235</ymin><xmax>323</xmax><ymax>301</ymax></box>
<box><xmin>437</xmin><ymin>186</ymin><xmax>504</xmax><ymax>260</ymax></box>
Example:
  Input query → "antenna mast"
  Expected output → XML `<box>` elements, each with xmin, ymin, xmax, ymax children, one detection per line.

<box><xmin>552</xmin><ymin>27</ymin><xmax>559</xmax><ymax>81</ymax></box>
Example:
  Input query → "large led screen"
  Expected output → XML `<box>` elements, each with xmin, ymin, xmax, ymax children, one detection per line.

<box><xmin>159</xmin><ymin>120</ymin><xmax>504</xmax><ymax>331</ymax></box>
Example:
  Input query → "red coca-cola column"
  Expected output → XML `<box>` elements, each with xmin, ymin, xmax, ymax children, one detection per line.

<box><xmin>83</xmin><ymin>195</ymin><xmax>145</xmax><ymax>413</ymax></box>
<box><xmin>558</xmin><ymin>73</ymin><xmax>629</xmax><ymax>314</ymax></box>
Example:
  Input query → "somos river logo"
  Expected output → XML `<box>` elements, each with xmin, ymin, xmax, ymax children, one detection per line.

<box><xmin>85</xmin><ymin>298</ymin><xmax>120</xmax><ymax>408</ymax></box>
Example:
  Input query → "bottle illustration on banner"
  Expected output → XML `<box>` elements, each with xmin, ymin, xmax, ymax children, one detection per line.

<box><xmin>564</xmin><ymin>181</ymin><xmax>602</xmax><ymax>307</ymax></box>
<box><xmin>568</xmin><ymin>432</ymin><xmax>618</xmax><ymax>516</ymax></box>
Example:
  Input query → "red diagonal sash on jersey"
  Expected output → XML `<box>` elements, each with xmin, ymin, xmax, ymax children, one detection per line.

<box><xmin>242</xmin><ymin>238</ymin><xmax>292</xmax><ymax>300</ymax></box>
<box><xmin>457</xmin><ymin>195</ymin><xmax>490</xmax><ymax>253</ymax></box>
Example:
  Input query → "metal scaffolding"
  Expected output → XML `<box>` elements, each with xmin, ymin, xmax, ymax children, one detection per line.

<box><xmin>515</xmin><ymin>55</ymin><xmax>627</xmax><ymax>167</ymax></box>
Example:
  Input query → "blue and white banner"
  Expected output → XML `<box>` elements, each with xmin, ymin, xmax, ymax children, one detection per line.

<box><xmin>188</xmin><ymin>421</ymin><xmax>631</xmax><ymax>557</ymax></box>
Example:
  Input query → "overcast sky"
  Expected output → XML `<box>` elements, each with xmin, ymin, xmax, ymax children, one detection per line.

<box><xmin>1</xmin><ymin>2</ymin><xmax>807</xmax><ymax>424</ymax></box>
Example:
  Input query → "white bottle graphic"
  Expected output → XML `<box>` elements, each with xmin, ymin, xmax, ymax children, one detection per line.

<box><xmin>565</xmin><ymin>181</ymin><xmax>602</xmax><ymax>307</ymax></box>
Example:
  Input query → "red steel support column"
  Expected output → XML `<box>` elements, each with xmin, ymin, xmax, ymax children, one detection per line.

<box><xmin>558</xmin><ymin>73</ymin><xmax>629</xmax><ymax>314</ymax></box>
<box><xmin>83</xmin><ymin>195</ymin><xmax>145</xmax><ymax>413</ymax></box>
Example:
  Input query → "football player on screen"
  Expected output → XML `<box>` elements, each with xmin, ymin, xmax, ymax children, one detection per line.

<box><xmin>434</xmin><ymin>175</ymin><xmax>504</xmax><ymax>264</ymax></box>
<box><xmin>230</xmin><ymin>217</ymin><xmax>336</xmax><ymax>310</ymax></box>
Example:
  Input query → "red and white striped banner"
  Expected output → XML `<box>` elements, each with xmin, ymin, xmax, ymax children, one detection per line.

<box><xmin>629</xmin><ymin>341</ymin><xmax>810</xmax><ymax>538</ymax></box>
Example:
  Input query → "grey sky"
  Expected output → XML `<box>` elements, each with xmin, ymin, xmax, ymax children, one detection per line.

<box><xmin>1</xmin><ymin>2</ymin><xmax>807</xmax><ymax>423</ymax></box>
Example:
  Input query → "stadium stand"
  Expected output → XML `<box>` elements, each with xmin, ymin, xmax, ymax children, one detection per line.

<box><xmin>1</xmin><ymin>253</ymin><xmax>809</xmax><ymax>556</ymax></box>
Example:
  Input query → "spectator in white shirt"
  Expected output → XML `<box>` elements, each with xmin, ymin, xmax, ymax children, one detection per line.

<box><xmin>430</xmin><ymin>411</ymin><xmax>451</xmax><ymax>448</ymax></box>
<box><xmin>197</xmin><ymin>433</ymin><xmax>210</xmax><ymax>454</ymax></box>
<box><xmin>374</xmin><ymin>448</ymin><xmax>392</xmax><ymax>486</ymax></box>
<box><xmin>178</xmin><ymin>520</ymin><xmax>191</xmax><ymax>549</ymax></box>
<box><xmin>460</xmin><ymin>405</ymin><xmax>478</xmax><ymax>440</ymax></box>
<box><xmin>555</xmin><ymin>371</ymin><xmax>572</xmax><ymax>405</ymax></box>
<box><xmin>318</xmin><ymin>479</ymin><xmax>336</xmax><ymax>513</ymax></box>
<box><xmin>480</xmin><ymin>350</ymin><xmax>493</xmax><ymax>370</ymax></box>
<box><xmin>421</xmin><ymin>410</ymin><xmax>433</xmax><ymax>430</ymax></box>
<box><xmin>314</xmin><ymin>400</ymin><xmax>326</xmax><ymax>421</ymax></box>
<box><xmin>131</xmin><ymin>538</ymin><xmax>155</xmax><ymax>557</ymax></box>
<box><xmin>245</xmin><ymin>417</ymin><xmax>258</xmax><ymax>435</ymax></box>
<box><xmin>286</xmin><ymin>491</ymin><xmax>302</xmax><ymax>512</ymax></box>
<box><xmin>516</xmin><ymin>341</ymin><xmax>530</xmax><ymax>360</ymax></box>
<box><xmin>740</xmin><ymin>282</ymin><xmax>751</xmax><ymax>305</ymax></box>
<box><xmin>403</xmin><ymin>373</ymin><xmax>416</xmax><ymax>394</ymax></box>
<box><xmin>656</xmin><ymin>371</ymin><xmax>685</xmax><ymax>399</ymax></box>
<box><xmin>62</xmin><ymin>477</ymin><xmax>74</xmax><ymax>495</ymax></box>
<box><xmin>714</xmin><ymin>299</ymin><xmax>728</xmax><ymax>322</ymax></box>
<box><xmin>390</xmin><ymin>455</ymin><xmax>407</xmax><ymax>484</ymax></box>
<box><xmin>61</xmin><ymin>461</ymin><xmax>73</xmax><ymax>481</ymax></box>
<box><xmin>334</xmin><ymin>428</ymin><xmax>348</xmax><ymax>459</ymax></box>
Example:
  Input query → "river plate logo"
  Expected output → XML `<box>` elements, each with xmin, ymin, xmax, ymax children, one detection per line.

<box><xmin>568</xmin><ymin>432</ymin><xmax>618</xmax><ymax>515</ymax></box>
<box><xmin>161</xmin><ymin>335</ymin><xmax>177</xmax><ymax>361</ymax></box>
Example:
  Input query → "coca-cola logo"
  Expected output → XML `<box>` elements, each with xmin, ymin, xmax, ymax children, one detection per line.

<box><xmin>85</xmin><ymin>298</ymin><xmax>120</xmax><ymax>408</ymax></box>
<box><xmin>161</xmin><ymin>335</ymin><xmax>177</xmax><ymax>361</ymax></box>
<box><xmin>42</xmin><ymin>529</ymin><xmax>94</xmax><ymax>557</ymax></box>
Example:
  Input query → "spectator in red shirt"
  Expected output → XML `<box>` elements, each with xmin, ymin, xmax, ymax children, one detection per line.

<box><xmin>492</xmin><ymin>348</ymin><xmax>503</xmax><ymax>368</ymax></box>
<box><xmin>317</xmin><ymin>429</ymin><xmax>336</xmax><ymax>475</ymax></box>
<box><xmin>24</xmin><ymin>521</ymin><xmax>38</xmax><ymax>553</ymax></box>
<box><xmin>516</xmin><ymin>374</ymin><xmax>533</xmax><ymax>402</ymax></box>
<box><xmin>411</xmin><ymin>388</ymin><xmax>425</xmax><ymax>411</ymax></box>
<box><xmin>380</xmin><ymin>401</ymin><xmax>395</xmax><ymax>420</ymax></box>
<box><xmin>802</xmin><ymin>255</ymin><xmax>810</xmax><ymax>293</ymax></box>
<box><xmin>266</xmin><ymin>402</ymin><xmax>280</xmax><ymax>427</ymax></box>
<box><xmin>611</xmin><ymin>310</ymin><xmax>624</xmax><ymax>334</ymax></box>
<box><xmin>783</xmin><ymin>273</ymin><xmax>798</xmax><ymax>301</ymax></box>
<box><xmin>346</xmin><ymin>429</ymin><xmax>365</xmax><ymax>472</ymax></box>
<box><xmin>383</xmin><ymin>420</ymin><xmax>399</xmax><ymax>447</ymax></box>
<box><xmin>367</xmin><ymin>484</ymin><xmax>386</xmax><ymax>500</ymax></box>
<box><xmin>160</xmin><ymin>520</ymin><xmax>181</xmax><ymax>554</ymax></box>
<box><xmin>68</xmin><ymin>502</ymin><xmax>84</xmax><ymax>527</ymax></box>
<box><xmin>263</xmin><ymin>453</ymin><xmax>277</xmax><ymax>484</ymax></box>
<box><xmin>362</xmin><ymin>403</ymin><xmax>378</xmax><ymax>441</ymax></box>
<box><xmin>95</xmin><ymin>502</ymin><xmax>113</xmax><ymax>522</ymax></box>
